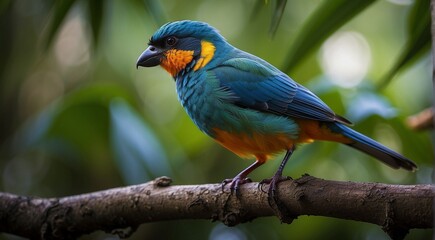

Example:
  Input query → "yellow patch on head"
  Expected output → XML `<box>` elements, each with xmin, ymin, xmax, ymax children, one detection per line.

<box><xmin>194</xmin><ymin>41</ymin><xmax>215</xmax><ymax>71</ymax></box>
<box><xmin>161</xmin><ymin>49</ymin><xmax>194</xmax><ymax>76</ymax></box>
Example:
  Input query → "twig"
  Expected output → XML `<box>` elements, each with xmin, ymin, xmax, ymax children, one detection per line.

<box><xmin>407</xmin><ymin>108</ymin><xmax>434</xmax><ymax>130</ymax></box>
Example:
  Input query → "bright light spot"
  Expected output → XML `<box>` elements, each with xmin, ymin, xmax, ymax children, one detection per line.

<box><xmin>54</xmin><ymin>14</ymin><xmax>90</xmax><ymax>68</ymax></box>
<box><xmin>320</xmin><ymin>32</ymin><xmax>371</xmax><ymax>88</ymax></box>
<box><xmin>209</xmin><ymin>224</ymin><xmax>247</xmax><ymax>240</ymax></box>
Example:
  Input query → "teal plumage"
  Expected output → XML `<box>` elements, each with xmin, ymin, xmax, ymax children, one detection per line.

<box><xmin>136</xmin><ymin>20</ymin><xmax>417</xmax><ymax>192</ymax></box>
<box><xmin>176</xmin><ymin>50</ymin><xmax>300</xmax><ymax>139</ymax></box>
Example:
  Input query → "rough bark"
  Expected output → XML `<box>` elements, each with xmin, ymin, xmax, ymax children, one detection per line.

<box><xmin>0</xmin><ymin>175</ymin><xmax>433</xmax><ymax>240</ymax></box>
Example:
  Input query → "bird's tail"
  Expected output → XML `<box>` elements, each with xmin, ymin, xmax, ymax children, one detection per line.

<box><xmin>328</xmin><ymin>122</ymin><xmax>417</xmax><ymax>171</ymax></box>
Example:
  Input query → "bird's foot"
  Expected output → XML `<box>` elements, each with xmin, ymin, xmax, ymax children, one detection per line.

<box><xmin>258</xmin><ymin>175</ymin><xmax>292</xmax><ymax>193</ymax></box>
<box><xmin>260</xmin><ymin>175</ymin><xmax>295</xmax><ymax>223</ymax></box>
<box><xmin>221</xmin><ymin>177</ymin><xmax>252</xmax><ymax>194</ymax></box>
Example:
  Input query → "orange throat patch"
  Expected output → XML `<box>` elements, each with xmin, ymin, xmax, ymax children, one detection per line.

<box><xmin>160</xmin><ymin>41</ymin><xmax>215</xmax><ymax>77</ymax></box>
<box><xmin>160</xmin><ymin>49</ymin><xmax>194</xmax><ymax>76</ymax></box>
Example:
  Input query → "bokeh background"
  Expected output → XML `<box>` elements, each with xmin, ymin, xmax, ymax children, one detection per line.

<box><xmin>0</xmin><ymin>0</ymin><xmax>433</xmax><ymax>239</ymax></box>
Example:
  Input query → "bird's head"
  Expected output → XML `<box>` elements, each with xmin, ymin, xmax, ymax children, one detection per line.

<box><xmin>136</xmin><ymin>20</ymin><xmax>227</xmax><ymax>77</ymax></box>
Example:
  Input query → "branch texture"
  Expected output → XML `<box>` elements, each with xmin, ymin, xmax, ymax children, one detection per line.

<box><xmin>0</xmin><ymin>175</ymin><xmax>433</xmax><ymax>240</ymax></box>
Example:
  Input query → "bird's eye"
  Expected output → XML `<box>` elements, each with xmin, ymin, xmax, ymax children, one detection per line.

<box><xmin>165</xmin><ymin>36</ymin><xmax>177</xmax><ymax>46</ymax></box>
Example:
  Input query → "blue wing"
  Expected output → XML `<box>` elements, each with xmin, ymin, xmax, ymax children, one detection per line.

<box><xmin>210</xmin><ymin>56</ymin><xmax>351</xmax><ymax>124</ymax></box>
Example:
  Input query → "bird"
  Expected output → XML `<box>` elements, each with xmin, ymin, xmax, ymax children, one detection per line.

<box><xmin>136</xmin><ymin>20</ymin><xmax>417</xmax><ymax>198</ymax></box>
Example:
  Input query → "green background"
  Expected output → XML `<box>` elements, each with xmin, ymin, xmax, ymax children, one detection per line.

<box><xmin>0</xmin><ymin>0</ymin><xmax>432</xmax><ymax>239</ymax></box>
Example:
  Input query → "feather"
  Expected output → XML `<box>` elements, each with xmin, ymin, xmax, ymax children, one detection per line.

<box><xmin>211</xmin><ymin>55</ymin><xmax>351</xmax><ymax>124</ymax></box>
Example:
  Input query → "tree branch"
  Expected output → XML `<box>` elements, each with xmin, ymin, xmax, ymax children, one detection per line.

<box><xmin>0</xmin><ymin>175</ymin><xmax>433</xmax><ymax>240</ymax></box>
<box><xmin>407</xmin><ymin>107</ymin><xmax>434</xmax><ymax>130</ymax></box>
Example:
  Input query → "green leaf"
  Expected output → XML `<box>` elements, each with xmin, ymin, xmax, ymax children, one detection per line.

<box><xmin>47</xmin><ymin>99</ymin><xmax>111</xmax><ymax>161</ymax></box>
<box><xmin>87</xmin><ymin>0</ymin><xmax>104</xmax><ymax>48</ymax></box>
<box><xmin>407</xmin><ymin>0</ymin><xmax>429</xmax><ymax>34</ymax></box>
<box><xmin>269</xmin><ymin>0</ymin><xmax>287</xmax><ymax>38</ymax></box>
<box><xmin>44</xmin><ymin>0</ymin><xmax>76</xmax><ymax>50</ymax></box>
<box><xmin>282</xmin><ymin>0</ymin><xmax>377</xmax><ymax>73</ymax></box>
<box><xmin>346</xmin><ymin>92</ymin><xmax>397</xmax><ymax>122</ymax></box>
<box><xmin>142</xmin><ymin>0</ymin><xmax>167</xmax><ymax>26</ymax></box>
<box><xmin>110</xmin><ymin>99</ymin><xmax>171</xmax><ymax>184</ymax></box>
<box><xmin>249</xmin><ymin>0</ymin><xmax>264</xmax><ymax>23</ymax></box>
<box><xmin>44</xmin><ymin>84</ymin><xmax>134</xmax><ymax>161</ymax></box>
<box><xmin>14</xmin><ymin>84</ymin><xmax>136</xmax><ymax>160</ymax></box>
<box><xmin>378</xmin><ymin>0</ymin><xmax>431</xmax><ymax>88</ymax></box>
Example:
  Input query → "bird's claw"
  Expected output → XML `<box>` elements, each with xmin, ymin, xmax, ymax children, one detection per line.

<box><xmin>221</xmin><ymin>177</ymin><xmax>252</xmax><ymax>194</ymax></box>
<box><xmin>258</xmin><ymin>175</ymin><xmax>292</xmax><ymax>193</ymax></box>
<box><xmin>259</xmin><ymin>175</ymin><xmax>295</xmax><ymax>223</ymax></box>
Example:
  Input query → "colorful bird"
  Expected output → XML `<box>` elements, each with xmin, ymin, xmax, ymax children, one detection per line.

<box><xmin>136</xmin><ymin>20</ymin><xmax>417</xmax><ymax>196</ymax></box>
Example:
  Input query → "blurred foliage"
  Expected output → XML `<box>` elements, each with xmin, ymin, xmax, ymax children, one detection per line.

<box><xmin>269</xmin><ymin>0</ymin><xmax>287</xmax><ymax>37</ymax></box>
<box><xmin>379</xmin><ymin>0</ymin><xmax>431</xmax><ymax>88</ymax></box>
<box><xmin>0</xmin><ymin>0</ymin><xmax>433</xmax><ymax>240</ymax></box>
<box><xmin>282</xmin><ymin>0</ymin><xmax>377</xmax><ymax>72</ymax></box>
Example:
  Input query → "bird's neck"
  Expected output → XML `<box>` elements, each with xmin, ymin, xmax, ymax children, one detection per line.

<box><xmin>170</xmin><ymin>40</ymin><xmax>231</xmax><ymax>79</ymax></box>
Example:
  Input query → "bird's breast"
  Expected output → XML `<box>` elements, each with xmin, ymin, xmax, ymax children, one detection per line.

<box><xmin>212</xmin><ymin>129</ymin><xmax>296</xmax><ymax>161</ymax></box>
<box><xmin>176</xmin><ymin>74</ymin><xmax>217</xmax><ymax>136</ymax></box>
<box><xmin>177</xmin><ymin>75</ymin><xmax>302</xmax><ymax>158</ymax></box>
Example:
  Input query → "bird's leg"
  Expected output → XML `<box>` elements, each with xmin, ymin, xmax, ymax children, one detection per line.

<box><xmin>260</xmin><ymin>145</ymin><xmax>296</xmax><ymax>223</ymax></box>
<box><xmin>222</xmin><ymin>160</ymin><xmax>264</xmax><ymax>193</ymax></box>
<box><xmin>260</xmin><ymin>146</ymin><xmax>295</xmax><ymax>191</ymax></box>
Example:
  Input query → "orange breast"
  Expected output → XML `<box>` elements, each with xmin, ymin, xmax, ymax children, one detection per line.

<box><xmin>213</xmin><ymin>119</ymin><xmax>352</xmax><ymax>162</ymax></box>
<box><xmin>213</xmin><ymin>128</ymin><xmax>296</xmax><ymax>162</ymax></box>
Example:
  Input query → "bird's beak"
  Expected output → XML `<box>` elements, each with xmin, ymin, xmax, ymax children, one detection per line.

<box><xmin>136</xmin><ymin>45</ymin><xmax>164</xmax><ymax>69</ymax></box>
